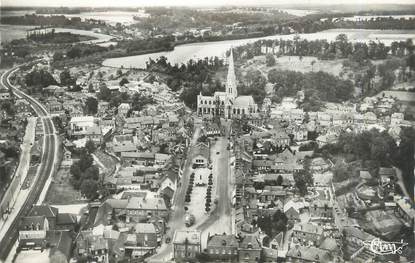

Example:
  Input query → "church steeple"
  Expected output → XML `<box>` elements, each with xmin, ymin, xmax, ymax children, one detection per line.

<box><xmin>226</xmin><ymin>49</ymin><xmax>237</xmax><ymax>98</ymax></box>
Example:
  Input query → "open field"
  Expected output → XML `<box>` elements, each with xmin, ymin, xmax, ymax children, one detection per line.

<box><xmin>44</xmin><ymin>167</ymin><xmax>85</xmax><ymax>205</ymax></box>
<box><xmin>242</xmin><ymin>55</ymin><xmax>345</xmax><ymax>77</ymax></box>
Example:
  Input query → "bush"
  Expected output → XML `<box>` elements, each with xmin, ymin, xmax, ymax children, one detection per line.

<box><xmin>185</xmin><ymin>195</ymin><xmax>191</xmax><ymax>202</ymax></box>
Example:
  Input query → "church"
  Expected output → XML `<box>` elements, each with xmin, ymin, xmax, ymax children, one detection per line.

<box><xmin>197</xmin><ymin>50</ymin><xmax>258</xmax><ymax>119</ymax></box>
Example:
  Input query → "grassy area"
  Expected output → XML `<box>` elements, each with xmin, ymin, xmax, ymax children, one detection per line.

<box><xmin>45</xmin><ymin>167</ymin><xmax>85</xmax><ymax>205</ymax></box>
<box><xmin>241</xmin><ymin>55</ymin><xmax>346</xmax><ymax>77</ymax></box>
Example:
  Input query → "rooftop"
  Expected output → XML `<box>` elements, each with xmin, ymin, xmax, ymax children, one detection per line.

<box><xmin>173</xmin><ymin>230</ymin><xmax>201</xmax><ymax>245</ymax></box>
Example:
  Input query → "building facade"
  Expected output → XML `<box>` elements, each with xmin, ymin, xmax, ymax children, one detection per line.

<box><xmin>197</xmin><ymin>50</ymin><xmax>258</xmax><ymax>119</ymax></box>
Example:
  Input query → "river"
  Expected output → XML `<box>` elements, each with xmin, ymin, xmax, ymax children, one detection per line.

<box><xmin>102</xmin><ymin>28</ymin><xmax>415</xmax><ymax>69</ymax></box>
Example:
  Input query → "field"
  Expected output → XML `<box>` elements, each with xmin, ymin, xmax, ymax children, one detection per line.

<box><xmin>44</xmin><ymin>167</ymin><xmax>84</xmax><ymax>205</ymax></box>
<box><xmin>241</xmin><ymin>55</ymin><xmax>345</xmax><ymax>78</ymax></box>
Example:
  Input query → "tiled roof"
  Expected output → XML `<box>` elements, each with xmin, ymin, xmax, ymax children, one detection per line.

<box><xmin>134</xmin><ymin>223</ymin><xmax>156</xmax><ymax>234</ymax></box>
<box><xmin>287</xmin><ymin>245</ymin><xmax>330</xmax><ymax>262</ymax></box>
<box><xmin>173</xmin><ymin>230</ymin><xmax>201</xmax><ymax>245</ymax></box>
<box><xmin>207</xmin><ymin>234</ymin><xmax>238</xmax><ymax>248</ymax></box>
<box><xmin>125</xmin><ymin>196</ymin><xmax>167</xmax><ymax>211</ymax></box>
<box><xmin>30</xmin><ymin>205</ymin><xmax>58</xmax><ymax>218</ymax></box>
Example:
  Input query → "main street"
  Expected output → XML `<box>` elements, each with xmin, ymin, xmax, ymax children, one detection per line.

<box><xmin>148</xmin><ymin>120</ymin><xmax>233</xmax><ymax>262</ymax></box>
<box><xmin>0</xmin><ymin>66</ymin><xmax>59</xmax><ymax>261</ymax></box>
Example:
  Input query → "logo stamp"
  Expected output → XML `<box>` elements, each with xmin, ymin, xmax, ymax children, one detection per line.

<box><xmin>364</xmin><ymin>238</ymin><xmax>408</xmax><ymax>255</ymax></box>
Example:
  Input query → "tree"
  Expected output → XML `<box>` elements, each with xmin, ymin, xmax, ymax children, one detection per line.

<box><xmin>85</xmin><ymin>140</ymin><xmax>96</xmax><ymax>154</ymax></box>
<box><xmin>97</xmin><ymin>85</ymin><xmax>111</xmax><ymax>101</ymax></box>
<box><xmin>84</xmin><ymin>97</ymin><xmax>98</xmax><ymax>115</ymax></box>
<box><xmin>78</xmin><ymin>151</ymin><xmax>93</xmax><ymax>171</ymax></box>
<box><xmin>60</xmin><ymin>70</ymin><xmax>76</xmax><ymax>86</ymax></box>
<box><xmin>70</xmin><ymin>162</ymin><xmax>82</xmax><ymax>180</ymax></box>
<box><xmin>82</xmin><ymin>166</ymin><xmax>99</xmax><ymax>181</ymax></box>
<box><xmin>25</xmin><ymin>69</ymin><xmax>58</xmax><ymax>90</ymax></box>
<box><xmin>53</xmin><ymin>51</ymin><xmax>64</xmax><ymax>62</ymax></box>
<box><xmin>257</xmin><ymin>210</ymin><xmax>288</xmax><ymax>238</ymax></box>
<box><xmin>119</xmin><ymin>77</ymin><xmax>129</xmax><ymax>86</ymax></box>
<box><xmin>131</xmin><ymin>93</ymin><xmax>153</xmax><ymax>112</ymax></box>
<box><xmin>333</xmin><ymin>161</ymin><xmax>349</xmax><ymax>182</ymax></box>
<box><xmin>276</xmin><ymin>175</ymin><xmax>283</xmax><ymax>186</ymax></box>
<box><xmin>80</xmin><ymin>179</ymin><xmax>99</xmax><ymax>199</ymax></box>
<box><xmin>265</xmin><ymin>53</ymin><xmax>276</xmax><ymax>67</ymax></box>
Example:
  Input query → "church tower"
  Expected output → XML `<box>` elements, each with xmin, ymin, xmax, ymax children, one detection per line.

<box><xmin>226</xmin><ymin>49</ymin><xmax>238</xmax><ymax>99</ymax></box>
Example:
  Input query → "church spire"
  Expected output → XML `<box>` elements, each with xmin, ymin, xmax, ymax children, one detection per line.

<box><xmin>226</xmin><ymin>48</ymin><xmax>237</xmax><ymax>98</ymax></box>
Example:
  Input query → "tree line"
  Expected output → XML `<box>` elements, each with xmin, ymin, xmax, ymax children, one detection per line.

<box><xmin>236</xmin><ymin>34</ymin><xmax>413</xmax><ymax>62</ymax></box>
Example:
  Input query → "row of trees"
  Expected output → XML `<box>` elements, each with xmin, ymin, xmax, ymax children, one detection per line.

<box><xmin>236</xmin><ymin>34</ymin><xmax>413</xmax><ymax>62</ymax></box>
<box><xmin>53</xmin><ymin>44</ymin><xmax>108</xmax><ymax>61</ymax></box>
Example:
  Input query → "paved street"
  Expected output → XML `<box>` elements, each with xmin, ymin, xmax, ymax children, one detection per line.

<box><xmin>196</xmin><ymin>136</ymin><xmax>232</xmax><ymax>243</ymax></box>
<box><xmin>147</xmin><ymin>125</ymin><xmax>200</xmax><ymax>262</ymax></box>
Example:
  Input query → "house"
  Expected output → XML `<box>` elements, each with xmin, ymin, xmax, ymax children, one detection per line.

<box><xmin>125</xmin><ymin>196</ymin><xmax>168</xmax><ymax>222</ymax></box>
<box><xmin>69</xmin><ymin>116</ymin><xmax>96</xmax><ymax>136</ymax></box>
<box><xmin>85</xmin><ymin>126</ymin><xmax>102</xmax><ymax>143</ymax></box>
<box><xmin>0</xmin><ymin>92</ymin><xmax>10</xmax><ymax>100</ymax></box>
<box><xmin>154</xmin><ymin>153</ymin><xmax>171</xmax><ymax>166</ymax></box>
<box><xmin>284</xmin><ymin>206</ymin><xmax>300</xmax><ymax>222</ymax></box>
<box><xmin>120</xmin><ymin>152</ymin><xmax>155</xmax><ymax>166</ymax></box>
<box><xmin>310</xmin><ymin>157</ymin><xmax>331</xmax><ymax>172</ymax></box>
<box><xmin>238</xmin><ymin>234</ymin><xmax>262</xmax><ymax>262</ymax></box>
<box><xmin>394</xmin><ymin>196</ymin><xmax>415</xmax><ymax>226</ymax></box>
<box><xmin>364</xmin><ymin>112</ymin><xmax>377</xmax><ymax>124</ymax></box>
<box><xmin>286</xmin><ymin>245</ymin><xmax>331</xmax><ymax>263</ymax></box>
<box><xmin>173</xmin><ymin>230</ymin><xmax>201</xmax><ymax>260</ymax></box>
<box><xmin>259</xmin><ymin>186</ymin><xmax>286</xmax><ymax>203</ymax></box>
<box><xmin>134</xmin><ymin>223</ymin><xmax>158</xmax><ymax>248</ymax></box>
<box><xmin>206</xmin><ymin>234</ymin><xmax>239</xmax><ymax>261</ymax></box>
<box><xmin>118</xmin><ymin>103</ymin><xmax>131</xmax><ymax>117</ymax></box>
<box><xmin>192</xmin><ymin>142</ymin><xmax>210</xmax><ymax>168</ymax></box>
<box><xmin>76</xmin><ymin>231</ymin><xmax>109</xmax><ymax>262</ymax></box>
<box><xmin>29</xmin><ymin>204</ymin><xmax>77</xmax><ymax>231</ymax></box>
<box><xmin>271</xmin><ymin>130</ymin><xmax>290</xmax><ymax>147</ymax></box>
<box><xmin>390</xmin><ymin>112</ymin><xmax>404</xmax><ymax>126</ymax></box>
<box><xmin>158</xmin><ymin>172</ymin><xmax>177</xmax><ymax>195</ymax></box>
<box><xmin>309</xmin><ymin>200</ymin><xmax>333</xmax><ymax>219</ymax></box>
<box><xmin>18</xmin><ymin>216</ymin><xmax>49</xmax><ymax>248</ymax></box>
<box><xmin>29</xmin><ymin>205</ymin><xmax>58</xmax><ymax>229</ymax></box>
<box><xmin>291</xmin><ymin>222</ymin><xmax>324</xmax><ymax>246</ymax></box>
<box><xmin>317</xmin><ymin>112</ymin><xmax>331</xmax><ymax>127</ymax></box>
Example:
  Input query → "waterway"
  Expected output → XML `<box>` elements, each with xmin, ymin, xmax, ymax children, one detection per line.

<box><xmin>102</xmin><ymin>28</ymin><xmax>415</xmax><ymax>69</ymax></box>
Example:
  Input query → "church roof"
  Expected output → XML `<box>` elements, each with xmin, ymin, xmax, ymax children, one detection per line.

<box><xmin>226</xmin><ymin>49</ymin><xmax>238</xmax><ymax>98</ymax></box>
<box><xmin>234</xmin><ymin>96</ymin><xmax>255</xmax><ymax>107</ymax></box>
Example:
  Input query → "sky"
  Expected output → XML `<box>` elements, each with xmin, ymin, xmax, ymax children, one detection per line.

<box><xmin>2</xmin><ymin>0</ymin><xmax>415</xmax><ymax>7</ymax></box>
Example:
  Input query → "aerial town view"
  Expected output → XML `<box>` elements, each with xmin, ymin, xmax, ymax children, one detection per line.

<box><xmin>0</xmin><ymin>0</ymin><xmax>414</xmax><ymax>262</ymax></box>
